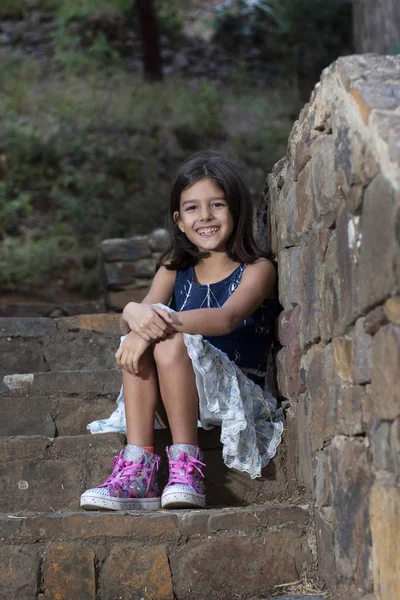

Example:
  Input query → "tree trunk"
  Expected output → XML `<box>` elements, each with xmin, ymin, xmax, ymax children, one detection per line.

<box><xmin>353</xmin><ymin>0</ymin><xmax>400</xmax><ymax>54</ymax></box>
<box><xmin>135</xmin><ymin>0</ymin><xmax>163</xmax><ymax>81</ymax></box>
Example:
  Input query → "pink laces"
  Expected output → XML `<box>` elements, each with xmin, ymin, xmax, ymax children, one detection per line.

<box><xmin>98</xmin><ymin>451</ymin><xmax>160</xmax><ymax>493</ymax></box>
<box><xmin>168</xmin><ymin>451</ymin><xmax>205</xmax><ymax>486</ymax></box>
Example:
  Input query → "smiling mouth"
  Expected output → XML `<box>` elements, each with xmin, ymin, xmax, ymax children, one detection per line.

<box><xmin>197</xmin><ymin>226</ymin><xmax>220</xmax><ymax>237</ymax></box>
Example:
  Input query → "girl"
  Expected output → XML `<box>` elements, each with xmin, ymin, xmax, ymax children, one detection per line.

<box><xmin>80</xmin><ymin>151</ymin><xmax>283</xmax><ymax>511</ymax></box>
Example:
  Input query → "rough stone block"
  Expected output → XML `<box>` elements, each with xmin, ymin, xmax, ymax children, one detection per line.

<box><xmin>148</xmin><ymin>228</ymin><xmax>170</xmax><ymax>252</ymax></box>
<box><xmin>279</xmin><ymin>181</ymin><xmax>301</xmax><ymax>248</ymax></box>
<box><xmin>103</xmin><ymin>261</ymin><xmax>137</xmax><ymax>287</ymax></box>
<box><xmin>278</xmin><ymin>247</ymin><xmax>301</xmax><ymax>311</ymax></box>
<box><xmin>364</xmin><ymin>305</ymin><xmax>387</xmax><ymax>335</ymax></box>
<box><xmin>0</xmin><ymin>338</ymin><xmax>47</xmax><ymax>377</ymax></box>
<box><xmin>371</xmin><ymin>421</ymin><xmax>394</xmax><ymax>471</ymax></box>
<box><xmin>330</xmin><ymin>436</ymin><xmax>372</xmax><ymax>591</ymax></box>
<box><xmin>384</xmin><ymin>296</ymin><xmax>400</xmax><ymax>326</ymax></box>
<box><xmin>337</xmin><ymin>55</ymin><xmax>400</xmax><ymax>91</ymax></box>
<box><xmin>321</xmin><ymin>232</ymin><xmax>341</xmax><ymax>341</ymax></box>
<box><xmin>56</xmin><ymin>314</ymin><xmax>120</xmax><ymax>334</ymax></box>
<box><xmin>357</xmin><ymin>175</ymin><xmax>397</xmax><ymax>315</ymax></box>
<box><xmin>351</xmin><ymin>81</ymin><xmax>400</xmax><ymax>124</ymax></box>
<box><xmin>390</xmin><ymin>419</ymin><xmax>400</xmax><ymax>473</ymax></box>
<box><xmin>0</xmin><ymin>433</ymin><xmax>124</xmax><ymax>513</ymax></box>
<box><xmin>0</xmin><ymin>546</ymin><xmax>39</xmax><ymax>600</ymax></box>
<box><xmin>297</xmin><ymin>394</ymin><xmax>313</xmax><ymax>491</ymax></box>
<box><xmin>336</xmin><ymin>209</ymin><xmax>357</xmax><ymax>331</ymax></box>
<box><xmin>43</xmin><ymin>337</ymin><xmax>117</xmax><ymax>372</ymax></box>
<box><xmin>333</xmin><ymin>337</ymin><xmax>353</xmax><ymax>383</ymax></box>
<box><xmin>296</xmin><ymin>160</ymin><xmax>316</xmax><ymax>233</ymax></box>
<box><xmin>100</xmin><ymin>545</ymin><xmax>173</xmax><ymax>600</ymax></box>
<box><xmin>352</xmin><ymin>318</ymin><xmax>372</xmax><ymax>384</ymax></box>
<box><xmin>315</xmin><ymin>450</ymin><xmax>331</xmax><ymax>508</ymax></box>
<box><xmin>0</xmin><ymin>395</ymin><xmax>55</xmax><ymax>437</ymax></box>
<box><xmin>286</xmin><ymin>336</ymin><xmax>303</xmax><ymax>399</ymax></box>
<box><xmin>2</xmin><ymin>369</ymin><xmax>122</xmax><ymax>397</ymax></box>
<box><xmin>170</xmin><ymin>530</ymin><xmax>313</xmax><ymax>599</ymax></box>
<box><xmin>204</xmin><ymin>504</ymin><xmax>310</xmax><ymax>536</ymax></box>
<box><xmin>43</xmin><ymin>544</ymin><xmax>95</xmax><ymax>600</ymax></box>
<box><xmin>290</xmin><ymin>115</ymin><xmax>318</xmax><ymax>181</ymax></box>
<box><xmin>312</xmin><ymin>136</ymin><xmax>341</xmax><ymax>225</ymax></box>
<box><xmin>0</xmin><ymin>436</ymin><xmax>49</xmax><ymax>462</ymax></box>
<box><xmin>362</xmin><ymin>384</ymin><xmax>374</xmax><ymax>431</ymax></box>
<box><xmin>21</xmin><ymin>511</ymin><xmax>177</xmax><ymax>541</ymax></box>
<box><xmin>284</xmin><ymin>406</ymin><xmax>299</xmax><ymax>492</ymax></box>
<box><xmin>372</xmin><ymin>110</ymin><xmax>400</xmax><ymax>166</ymax></box>
<box><xmin>53</xmin><ymin>395</ymin><xmax>116</xmax><ymax>436</ymax></box>
<box><xmin>133</xmin><ymin>257</ymin><xmax>157</xmax><ymax>277</ymax></box>
<box><xmin>0</xmin><ymin>458</ymin><xmax>81</xmax><ymax>513</ymax></box>
<box><xmin>337</xmin><ymin>385</ymin><xmax>364</xmax><ymax>436</ymax></box>
<box><xmin>370</xmin><ymin>484</ymin><xmax>400</xmax><ymax>600</ymax></box>
<box><xmin>299</xmin><ymin>229</ymin><xmax>329</xmax><ymax>348</ymax></box>
<box><xmin>307</xmin><ymin>344</ymin><xmax>338</xmax><ymax>451</ymax></box>
<box><xmin>276</xmin><ymin>347</ymin><xmax>288</xmax><ymax>399</ymax></box>
<box><xmin>345</xmin><ymin>183</ymin><xmax>364</xmax><ymax>213</ymax></box>
<box><xmin>372</xmin><ymin>325</ymin><xmax>400</xmax><ymax>420</ymax></box>
<box><xmin>100</xmin><ymin>235</ymin><xmax>151</xmax><ymax>261</ymax></box>
<box><xmin>0</xmin><ymin>317</ymin><xmax>56</xmax><ymax>338</ymax></box>
<box><xmin>315</xmin><ymin>510</ymin><xmax>336</xmax><ymax>590</ymax></box>
<box><xmin>106</xmin><ymin>287</ymin><xmax>149</xmax><ymax>311</ymax></box>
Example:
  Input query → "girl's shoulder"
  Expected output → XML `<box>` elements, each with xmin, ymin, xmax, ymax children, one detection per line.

<box><xmin>244</xmin><ymin>257</ymin><xmax>276</xmax><ymax>277</ymax></box>
<box><xmin>240</xmin><ymin>258</ymin><xmax>276</xmax><ymax>298</ymax></box>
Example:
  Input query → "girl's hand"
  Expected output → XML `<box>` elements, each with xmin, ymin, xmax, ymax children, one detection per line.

<box><xmin>115</xmin><ymin>331</ymin><xmax>152</xmax><ymax>375</ymax></box>
<box><xmin>122</xmin><ymin>302</ymin><xmax>174</xmax><ymax>341</ymax></box>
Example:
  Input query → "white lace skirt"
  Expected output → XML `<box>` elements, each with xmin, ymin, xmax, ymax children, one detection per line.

<box><xmin>87</xmin><ymin>306</ymin><xmax>284</xmax><ymax>479</ymax></box>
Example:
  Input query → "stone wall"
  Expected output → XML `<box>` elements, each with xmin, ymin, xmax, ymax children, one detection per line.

<box><xmin>100</xmin><ymin>229</ymin><xmax>170</xmax><ymax>311</ymax></box>
<box><xmin>264</xmin><ymin>54</ymin><xmax>400</xmax><ymax>599</ymax></box>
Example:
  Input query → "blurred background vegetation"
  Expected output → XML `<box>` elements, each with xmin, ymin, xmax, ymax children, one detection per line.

<box><xmin>0</xmin><ymin>0</ymin><xmax>353</xmax><ymax>299</ymax></box>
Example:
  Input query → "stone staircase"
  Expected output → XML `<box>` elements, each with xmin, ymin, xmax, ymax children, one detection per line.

<box><xmin>0</xmin><ymin>315</ymin><xmax>326</xmax><ymax>600</ymax></box>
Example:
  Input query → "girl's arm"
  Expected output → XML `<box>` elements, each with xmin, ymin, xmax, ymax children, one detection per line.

<box><xmin>120</xmin><ymin>265</ymin><xmax>176</xmax><ymax>338</ymax></box>
<box><xmin>153</xmin><ymin>259</ymin><xmax>275</xmax><ymax>336</ymax></box>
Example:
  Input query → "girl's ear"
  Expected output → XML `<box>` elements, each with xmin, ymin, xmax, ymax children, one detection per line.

<box><xmin>173</xmin><ymin>211</ymin><xmax>185</xmax><ymax>233</ymax></box>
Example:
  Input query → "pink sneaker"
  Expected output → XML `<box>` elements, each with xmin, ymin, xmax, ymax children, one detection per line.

<box><xmin>161</xmin><ymin>444</ymin><xmax>206</xmax><ymax>509</ymax></box>
<box><xmin>80</xmin><ymin>446</ymin><xmax>161</xmax><ymax>511</ymax></box>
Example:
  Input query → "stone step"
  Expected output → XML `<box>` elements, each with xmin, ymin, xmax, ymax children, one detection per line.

<box><xmin>0</xmin><ymin>431</ymin><xmax>287</xmax><ymax>514</ymax></box>
<box><xmin>0</xmin><ymin>504</ymin><xmax>315</xmax><ymax>600</ymax></box>
<box><xmin>0</xmin><ymin>369</ymin><xmax>122</xmax><ymax>437</ymax></box>
<box><xmin>263</xmin><ymin>597</ymin><xmax>327</xmax><ymax>600</ymax></box>
<box><xmin>0</xmin><ymin>314</ymin><xmax>120</xmax><ymax>378</ymax></box>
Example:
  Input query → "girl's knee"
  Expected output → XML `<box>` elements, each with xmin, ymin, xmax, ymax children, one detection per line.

<box><xmin>153</xmin><ymin>332</ymin><xmax>188</xmax><ymax>367</ymax></box>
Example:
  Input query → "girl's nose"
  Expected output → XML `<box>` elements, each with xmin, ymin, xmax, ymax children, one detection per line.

<box><xmin>199</xmin><ymin>206</ymin><xmax>212</xmax><ymax>221</ymax></box>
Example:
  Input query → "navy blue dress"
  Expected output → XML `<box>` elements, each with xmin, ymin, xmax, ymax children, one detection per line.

<box><xmin>171</xmin><ymin>264</ymin><xmax>277</xmax><ymax>388</ymax></box>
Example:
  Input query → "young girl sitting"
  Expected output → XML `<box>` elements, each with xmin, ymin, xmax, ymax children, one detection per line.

<box><xmin>80</xmin><ymin>151</ymin><xmax>283</xmax><ymax>511</ymax></box>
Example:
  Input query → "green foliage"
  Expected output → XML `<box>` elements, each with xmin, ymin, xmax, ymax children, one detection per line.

<box><xmin>0</xmin><ymin>0</ymin><xmax>58</xmax><ymax>17</ymax></box>
<box><xmin>0</xmin><ymin>184</ymin><xmax>32</xmax><ymax>235</ymax></box>
<box><xmin>0</xmin><ymin>235</ymin><xmax>79</xmax><ymax>292</ymax></box>
<box><xmin>0</xmin><ymin>39</ymin><xmax>296</xmax><ymax>295</ymax></box>
<box><xmin>155</xmin><ymin>0</ymin><xmax>194</xmax><ymax>40</ymax></box>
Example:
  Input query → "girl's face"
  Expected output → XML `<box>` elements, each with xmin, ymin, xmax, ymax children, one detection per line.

<box><xmin>174</xmin><ymin>178</ymin><xmax>234</xmax><ymax>254</ymax></box>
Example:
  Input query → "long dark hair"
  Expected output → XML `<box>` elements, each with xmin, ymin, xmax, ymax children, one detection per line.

<box><xmin>159</xmin><ymin>151</ymin><xmax>267</xmax><ymax>270</ymax></box>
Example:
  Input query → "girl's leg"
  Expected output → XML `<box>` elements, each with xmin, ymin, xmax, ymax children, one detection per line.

<box><xmin>80</xmin><ymin>348</ymin><xmax>162</xmax><ymax>511</ymax></box>
<box><xmin>123</xmin><ymin>348</ymin><xmax>159</xmax><ymax>447</ymax></box>
<box><xmin>153</xmin><ymin>332</ymin><xmax>198</xmax><ymax>445</ymax></box>
<box><xmin>153</xmin><ymin>333</ymin><xmax>205</xmax><ymax>509</ymax></box>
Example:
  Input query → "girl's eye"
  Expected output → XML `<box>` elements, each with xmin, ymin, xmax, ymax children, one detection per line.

<box><xmin>184</xmin><ymin>205</ymin><xmax>197</xmax><ymax>212</ymax></box>
<box><xmin>212</xmin><ymin>202</ymin><xmax>225</xmax><ymax>208</ymax></box>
